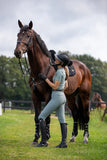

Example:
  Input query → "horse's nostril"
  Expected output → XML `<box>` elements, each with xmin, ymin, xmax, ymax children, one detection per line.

<box><xmin>14</xmin><ymin>50</ymin><xmax>21</xmax><ymax>58</ymax></box>
<box><xmin>17</xmin><ymin>50</ymin><xmax>21</xmax><ymax>56</ymax></box>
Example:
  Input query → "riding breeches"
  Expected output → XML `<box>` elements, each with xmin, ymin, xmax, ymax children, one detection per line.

<box><xmin>38</xmin><ymin>91</ymin><xmax>66</xmax><ymax>123</ymax></box>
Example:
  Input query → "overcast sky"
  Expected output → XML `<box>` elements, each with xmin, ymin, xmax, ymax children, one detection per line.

<box><xmin>0</xmin><ymin>0</ymin><xmax>107</xmax><ymax>61</ymax></box>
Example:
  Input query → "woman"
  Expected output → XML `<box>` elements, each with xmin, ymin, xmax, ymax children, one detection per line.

<box><xmin>36</xmin><ymin>53</ymin><xmax>69</xmax><ymax>148</ymax></box>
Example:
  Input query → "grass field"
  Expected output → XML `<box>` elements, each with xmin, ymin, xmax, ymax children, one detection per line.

<box><xmin>0</xmin><ymin>109</ymin><xmax>107</xmax><ymax>160</ymax></box>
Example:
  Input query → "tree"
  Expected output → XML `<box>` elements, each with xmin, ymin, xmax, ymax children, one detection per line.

<box><xmin>0</xmin><ymin>56</ymin><xmax>31</xmax><ymax>100</ymax></box>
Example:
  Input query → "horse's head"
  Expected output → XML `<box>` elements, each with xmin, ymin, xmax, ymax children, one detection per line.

<box><xmin>14</xmin><ymin>20</ymin><xmax>33</xmax><ymax>59</ymax></box>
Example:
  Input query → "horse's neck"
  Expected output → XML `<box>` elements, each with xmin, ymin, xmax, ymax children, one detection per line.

<box><xmin>27</xmin><ymin>47</ymin><xmax>49</xmax><ymax>77</ymax></box>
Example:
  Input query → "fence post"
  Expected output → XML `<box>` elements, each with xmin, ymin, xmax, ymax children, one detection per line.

<box><xmin>0</xmin><ymin>103</ymin><xmax>2</xmax><ymax>115</ymax></box>
<box><xmin>31</xmin><ymin>102</ymin><xmax>34</xmax><ymax>114</ymax></box>
<box><xmin>3</xmin><ymin>101</ymin><xmax>6</xmax><ymax>113</ymax></box>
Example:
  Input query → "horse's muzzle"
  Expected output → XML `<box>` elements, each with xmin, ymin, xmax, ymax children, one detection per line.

<box><xmin>14</xmin><ymin>50</ymin><xmax>22</xmax><ymax>59</ymax></box>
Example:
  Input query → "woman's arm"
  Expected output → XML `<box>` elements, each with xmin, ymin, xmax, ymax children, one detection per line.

<box><xmin>64</xmin><ymin>66</ymin><xmax>69</xmax><ymax>80</ymax></box>
<box><xmin>45</xmin><ymin>79</ymin><xmax>61</xmax><ymax>90</ymax></box>
<box><xmin>64</xmin><ymin>80</ymin><xmax>68</xmax><ymax>90</ymax></box>
<box><xmin>38</xmin><ymin>72</ymin><xmax>61</xmax><ymax>90</ymax></box>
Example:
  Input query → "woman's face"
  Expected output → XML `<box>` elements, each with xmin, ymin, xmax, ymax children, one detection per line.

<box><xmin>55</xmin><ymin>58</ymin><xmax>61</xmax><ymax>64</ymax></box>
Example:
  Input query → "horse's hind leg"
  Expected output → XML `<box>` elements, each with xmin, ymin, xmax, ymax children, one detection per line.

<box><xmin>67</xmin><ymin>95</ymin><xmax>79</xmax><ymax>143</ymax></box>
<box><xmin>79</xmin><ymin>92</ymin><xmax>90</xmax><ymax>144</ymax></box>
<box><xmin>69</xmin><ymin>121</ymin><xmax>78</xmax><ymax>143</ymax></box>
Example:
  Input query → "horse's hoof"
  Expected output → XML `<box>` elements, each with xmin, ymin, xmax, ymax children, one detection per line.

<box><xmin>83</xmin><ymin>136</ymin><xmax>88</xmax><ymax>144</ymax></box>
<box><xmin>83</xmin><ymin>139</ymin><xmax>88</xmax><ymax>144</ymax></box>
<box><xmin>31</xmin><ymin>141</ymin><xmax>38</xmax><ymax>146</ymax></box>
<box><xmin>68</xmin><ymin>136</ymin><xmax>75</xmax><ymax>143</ymax></box>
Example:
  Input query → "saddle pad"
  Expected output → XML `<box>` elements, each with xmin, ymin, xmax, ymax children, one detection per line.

<box><xmin>68</xmin><ymin>65</ymin><xmax>76</xmax><ymax>77</ymax></box>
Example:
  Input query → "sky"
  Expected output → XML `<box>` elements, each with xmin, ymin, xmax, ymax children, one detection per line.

<box><xmin>0</xmin><ymin>0</ymin><xmax>107</xmax><ymax>61</ymax></box>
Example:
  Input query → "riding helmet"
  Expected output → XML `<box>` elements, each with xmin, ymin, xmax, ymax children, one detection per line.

<box><xmin>56</xmin><ymin>54</ymin><xmax>70</xmax><ymax>66</ymax></box>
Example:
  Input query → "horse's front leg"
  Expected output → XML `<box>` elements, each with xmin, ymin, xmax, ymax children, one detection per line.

<box><xmin>45</xmin><ymin>115</ymin><xmax>51</xmax><ymax>140</ymax></box>
<box><xmin>32</xmin><ymin>94</ymin><xmax>41</xmax><ymax>145</ymax></box>
<box><xmin>33</xmin><ymin>107</ymin><xmax>41</xmax><ymax>144</ymax></box>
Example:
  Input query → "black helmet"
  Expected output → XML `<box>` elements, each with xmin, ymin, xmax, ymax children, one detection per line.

<box><xmin>56</xmin><ymin>54</ymin><xmax>70</xmax><ymax>66</ymax></box>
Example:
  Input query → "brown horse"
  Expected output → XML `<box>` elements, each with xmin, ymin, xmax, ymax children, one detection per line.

<box><xmin>14</xmin><ymin>20</ymin><xmax>91</xmax><ymax>144</ymax></box>
<box><xmin>91</xmin><ymin>92</ymin><xmax>106</xmax><ymax>110</ymax></box>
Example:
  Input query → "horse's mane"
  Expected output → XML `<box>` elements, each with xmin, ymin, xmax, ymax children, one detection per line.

<box><xmin>33</xmin><ymin>31</ymin><xmax>51</xmax><ymax>58</ymax></box>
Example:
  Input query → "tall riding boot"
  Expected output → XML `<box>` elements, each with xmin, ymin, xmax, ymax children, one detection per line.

<box><xmin>36</xmin><ymin>119</ymin><xmax>48</xmax><ymax>147</ymax></box>
<box><xmin>56</xmin><ymin>123</ymin><xmax>67</xmax><ymax>148</ymax></box>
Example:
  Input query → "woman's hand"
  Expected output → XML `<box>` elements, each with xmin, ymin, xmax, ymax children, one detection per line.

<box><xmin>38</xmin><ymin>73</ymin><xmax>47</xmax><ymax>80</ymax></box>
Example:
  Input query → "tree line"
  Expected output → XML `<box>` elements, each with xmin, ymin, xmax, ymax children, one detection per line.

<box><xmin>0</xmin><ymin>53</ymin><xmax>107</xmax><ymax>101</ymax></box>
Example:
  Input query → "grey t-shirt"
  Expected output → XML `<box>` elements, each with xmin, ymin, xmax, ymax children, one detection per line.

<box><xmin>53</xmin><ymin>68</ymin><xmax>66</xmax><ymax>90</ymax></box>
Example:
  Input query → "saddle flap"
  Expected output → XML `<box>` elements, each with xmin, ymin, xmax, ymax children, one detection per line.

<box><xmin>68</xmin><ymin>62</ymin><xmax>76</xmax><ymax>77</ymax></box>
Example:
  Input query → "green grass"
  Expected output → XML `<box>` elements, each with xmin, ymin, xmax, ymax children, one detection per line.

<box><xmin>0</xmin><ymin>109</ymin><xmax>107</xmax><ymax>160</ymax></box>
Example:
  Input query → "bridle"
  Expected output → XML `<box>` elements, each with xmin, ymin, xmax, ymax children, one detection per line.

<box><xmin>17</xmin><ymin>30</ymin><xmax>33</xmax><ymax>47</ymax></box>
<box><xmin>17</xmin><ymin>30</ymin><xmax>33</xmax><ymax>85</ymax></box>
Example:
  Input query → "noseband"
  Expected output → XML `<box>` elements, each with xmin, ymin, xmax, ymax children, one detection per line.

<box><xmin>17</xmin><ymin>30</ymin><xmax>33</xmax><ymax>47</ymax></box>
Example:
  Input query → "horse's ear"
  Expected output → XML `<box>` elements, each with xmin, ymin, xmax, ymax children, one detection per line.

<box><xmin>18</xmin><ymin>20</ymin><xmax>23</xmax><ymax>28</ymax></box>
<box><xmin>29</xmin><ymin>21</ymin><xmax>33</xmax><ymax>29</ymax></box>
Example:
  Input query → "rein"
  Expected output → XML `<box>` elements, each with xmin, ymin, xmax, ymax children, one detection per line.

<box><xmin>18</xmin><ymin>58</ymin><xmax>28</xmax><ymax>85</ymax></box>
<box><xmin>18</xmin><ymin>55</ymin><xmax>52</xmax><ymax>86</ymax></box>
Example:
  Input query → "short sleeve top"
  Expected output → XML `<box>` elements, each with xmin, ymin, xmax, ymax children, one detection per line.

<box><xmin>53</xmin><ymin>68</ymin><xmax>66</xmax><ymax>90</ymax></box>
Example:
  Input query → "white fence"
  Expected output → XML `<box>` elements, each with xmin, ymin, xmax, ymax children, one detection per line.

<box><xmin>0</xmin><ymin>103</ymin><xmax>2</xmax><ymax>115</ymax></box>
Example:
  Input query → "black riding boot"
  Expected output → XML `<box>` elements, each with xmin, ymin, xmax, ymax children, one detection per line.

<box><xmin>36</xmin><ymin>119</ymin><xmax>48</xmax><ymax>147</ymax></box>
<box><xmin>56</xmin><ymin>123</ymin><xmax>67</xmax><ymax>148</ymax></box>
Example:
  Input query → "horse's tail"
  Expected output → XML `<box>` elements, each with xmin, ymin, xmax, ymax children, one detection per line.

<box><xmin>77</xmin><ymin>95</ymin><xmax>85</xmax><ymax>130</ymax></box>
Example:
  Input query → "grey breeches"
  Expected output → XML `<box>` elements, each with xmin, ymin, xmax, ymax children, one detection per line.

<box><xmin>39</xmin><ymin>91</ymin><xmax>66</xmax><ymax>123</ymax></box>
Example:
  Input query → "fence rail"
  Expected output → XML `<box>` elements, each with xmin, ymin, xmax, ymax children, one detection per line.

<box><xmin>0</xmin><ymin>99</ymin><xmax>71</xmax><ymax>115</ymax></box>
<box><xmin>0</xmin><ymin>99</ymin><xmax>34</xmax><ymax>113</ymax></box>
<box><xmin>0</xmin><ymin>99</ymin><xmax>107</xmax><ymax>117</ymax></box>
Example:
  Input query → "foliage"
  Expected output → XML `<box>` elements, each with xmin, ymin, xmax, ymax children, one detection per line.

<box><xmin>0</xmin><ymin>110</ymin><xmax>107</xmax><ymax>160</ymax></box>
<box><xmin>0</xmin><ymin>56</ymin><xmax>31</xmax><ymax>100</ymax></box>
